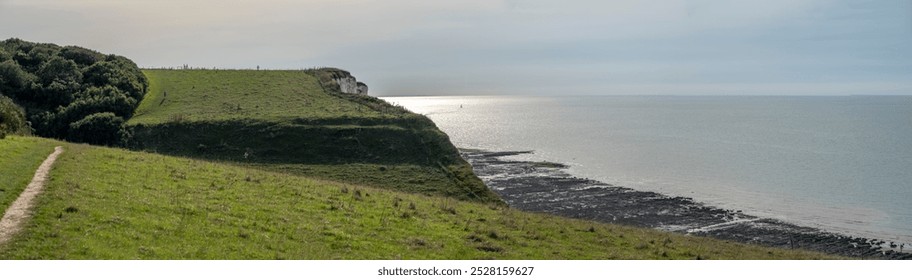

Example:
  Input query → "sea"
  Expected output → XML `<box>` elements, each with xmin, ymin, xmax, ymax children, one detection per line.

<box><xmin>382</xmin><ymin>95</ymin><xmax>912</xmax><ymax>245</ymax></box>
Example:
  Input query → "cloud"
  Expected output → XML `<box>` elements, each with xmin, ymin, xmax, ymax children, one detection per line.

<box><xmin>2</xmin><ymin>0</ymin><xmax>909</xmax><ymax>95</ymax></box>
<box><xmin>1</xmin><ymin>0</ymin><xmax>502</xmax><ymax>64</ymax></box>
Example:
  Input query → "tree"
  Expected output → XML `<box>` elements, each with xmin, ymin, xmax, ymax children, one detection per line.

<box><xmin>60</xmin><ymin>86</ymin><xmax>137</xmax><ymax>122</ymax></box>
<box><xmin>66</xmin><ymin>112</ymin><xmax>128</xmax><ymax>146</ymax></box>
<box><xmin>14</xmin><ymin>43</ymin><xmax>57</xmax><ymax>72</ymax></box>
<box><xmin>33</xmin><ymin>56</ymin><xmax>82</xmax><ymax>107</ymax></box>
<box><xmin>0</xmin><ymin>94</ymin><xmax>28</xmax><ymax>139</ymax></box>
<box><xmin>37</xmin><ymin>56</ymin><xmax>81</xmax><ymax>86</ymax></box>
<box><xmin>0</xmin><ymin>60</ymin><xmax>35</xmax><ymax>99</ymax></box>
<box><xmin>59</xmin><ymin>46</ymin><xmax>104</xmax><ymax>66</ymax></box>
<box><xmin>0</xmin><ymin>38</ymin><xmax>147</xmax><ymax>145</ymax></box>
<box><xmin>26</xmin><ymin>109</ymin><xmax>60</xmax><ymax>139</ymax></box>
<box><xmin>82</xmin><ymin>61</ymin><xmax>145</xmax><ymax>101</ymax></box>
<box><xmin>0</xmin><ymin>49</ymin><xmax>11</xmax><ymax>62</ymax></box>
<box><xmin>104</xmin><ymin>55</ymin><xmax>148</xmax><ymax>99</ymax></box>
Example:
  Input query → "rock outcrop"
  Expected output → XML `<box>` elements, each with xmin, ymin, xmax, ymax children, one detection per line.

<box><xmin>317</xmin><ymin>68</ymin><xmax>370</xmax><ymax>95</ymax></box>
<box><xmin>356</xmin><ymin>82</ymin><xmax>368</xmax><ymax>95</ymax></box>
<box><xmin>333</xmin><ymin>76</ymin><xmax>368</xmax><ymax>95</ymax></box>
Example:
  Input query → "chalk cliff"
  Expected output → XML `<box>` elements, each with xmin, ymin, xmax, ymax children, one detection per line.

<box><xmin>328</xmin><ymin>70</ymin><xmax>368</xmax><ymax>95</ymax></box>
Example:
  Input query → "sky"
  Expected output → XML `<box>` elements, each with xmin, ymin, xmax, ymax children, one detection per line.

<box><xmin>1</xmin><ymin>0</ymin><xmax>910</xmax><ymax>96</ymax></box>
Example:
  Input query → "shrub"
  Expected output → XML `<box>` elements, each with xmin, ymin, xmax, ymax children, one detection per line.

<box><xmin>0</xmin><ymin>38</ymin><xmax>147</xmax><ymax>144</ymax></box>
<box><xmin>59</xmin><ymin>46</ymin><xmax>104</xmax><ymax>66</ymax></box>
<box><xmin>60</xmin><ymin>86</ymin><xmax>137</xmax><ymax>121</ymax></box>
<box><xmin>82</xmin><ymin>61</ymin><xmax>146</xmax><ymax>100</ymax></box>
<box><xmin>66</xmin><ymin>112</ymin><xmax>129</xmax><ymax>146</ymax></box>
<box><xmin>0</xmin><ymin>49</ymin><xmax>10</xmax><ymax>61</ymax></box>
<box><xmin>0</xmin><ymin>94</ymin><xmax>28</xmax><ymax>138</ymax></box>
<box><xmin>16</xmin><ymin>43</ymin><xmax>57</xmax><ymax>72</ymax></box>
<box><xmin>0</xmin><ymin>60</ymin><xmax>35</xmax><ymax>98</ymax></box>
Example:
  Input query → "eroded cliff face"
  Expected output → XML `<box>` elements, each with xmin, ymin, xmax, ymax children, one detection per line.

<box><xmin>333</xmin><ymin>76</ymin><xmax>368</xmax><ymax>95</ymax></box>
<box><xmin>356</xmin><ymin>82</ymin><xmax>368</xmax><ymax>95</ymax></box>
<box><xmin>318</xmin><ymin>68</ymin><xmax>370</xmax><ymax>95</ymax></box>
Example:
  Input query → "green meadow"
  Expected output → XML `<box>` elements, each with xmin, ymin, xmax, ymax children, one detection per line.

<box><xmin>130</xmin><ymin>70</ymin><xmax>396</xmax><ymax>124</ymax></box>
<box><xmin>0</xmin><ymin>137</ymin><xmax>60</xmax><ymax>213</ymax></box>
<box><xmin>127</xmin><ymin>69</ymin><xmax>499</xmax><ymax>203</ymax></box>
<box><xmin>0</xmin><ymin>136</ymin><xmax>833</xmax><ymax>259</ymax></box>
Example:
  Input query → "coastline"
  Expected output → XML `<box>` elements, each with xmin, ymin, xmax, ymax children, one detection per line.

<box><xmin>462</xmin><ymin>149</ymin><xmax>912</xmax><ymax>260</ymax></box>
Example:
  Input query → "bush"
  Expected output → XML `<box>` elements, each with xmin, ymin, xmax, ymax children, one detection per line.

<box><xmin>82</xmin><ymin>61</ymin><xmax>145</xmax><ymax>100</ymax></box>
<box><xmin>0</xmin><ymin>49</ymin><xmax>11</xmax><ymax>62</ymax></box>
<box><xmin>64</xmin><ymin>86</ymin><xmax>137</xmax><ymax>119</ymax></box>
<box><xmin>0</xmin><ymin>60</ymin><xmax>35</xmax><ymax>98</ymax></box>
<box><xmin>0</xmin><ymin>94</ymin><xmax>28</xmax><ymax>138</ymax></box>
<box><xmin>67</xmin><ymin>112</ymin><xmax>129</xmax><ymax>146</ymax></box>
<box><xmin>16</xmin><ymin>44</ymin><xmax>57</xmax><ymax>72</ymax></box>
<box><xmin>0</xmin><ymin>38</ymin><xmax>147</xmax><ymax>144</ymax></box>
<box><xmin>59</xmin><ymin>46</ymin><xmax>104</xmax><ymax>66</ymax></box>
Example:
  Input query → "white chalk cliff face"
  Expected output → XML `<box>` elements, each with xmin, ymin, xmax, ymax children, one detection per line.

<box><xmin>333</xmin><ymin>76</ymin><xmax>368</xmax><ymax>95</ymax></box>
<box><xmin>356</xmin><ymin>82</ymin><xmax>368</xmax><ymax>95</ymax></box>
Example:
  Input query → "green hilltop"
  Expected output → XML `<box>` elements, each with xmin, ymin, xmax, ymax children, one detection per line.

<box><xmin>127</xmin><ymin>69</ymin><xmax>499</xmax><ymax>203</ymax></box>
<box><xmin>130</xmin><ymin>69</ymin><xmax>389</xmax><ymax>124</ymax></box>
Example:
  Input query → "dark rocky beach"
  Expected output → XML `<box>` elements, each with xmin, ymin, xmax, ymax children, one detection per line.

<box><xmin>462</xmin><ymin>149</ymin><xmax>912</xmax><ymax>260</ymax></box>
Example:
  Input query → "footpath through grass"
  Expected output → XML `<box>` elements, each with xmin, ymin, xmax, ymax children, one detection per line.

<box><xmin>0</xmin><ymin>136</ymin><xmax>60</xmax><ymax>213</ymax></box>
<box><xmin>0</xmin><ymin>138</ymin><xmax>834</xmax><ymax>259</ymax></box>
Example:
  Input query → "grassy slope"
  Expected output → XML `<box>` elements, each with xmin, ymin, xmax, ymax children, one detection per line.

<box><xmin>130</xmin><ymin>70</ymin><xmax>387</xmax><ymax>124</ymax></box>
<box><xmin>0</xmin><ymin>137</ymin><xmax>833</xmax><ymax>259</ymax></box>
<box><xmin>127</xmin><ymin>70</ymin><xmax>498</xmax><ymax>203</ymax></box>
<box><xmin>0</xmin><ymin>137</ymin><xmax>59</xmax><ymax>212</ymax></box>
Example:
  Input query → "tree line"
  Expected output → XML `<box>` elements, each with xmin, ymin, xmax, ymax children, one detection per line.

<box><xmin>0</xmin><ymin>38</ymin><xmax>147</xmax><ymax>145</ymax></box>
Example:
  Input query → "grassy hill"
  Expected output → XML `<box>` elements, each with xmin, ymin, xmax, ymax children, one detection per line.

<box><xmin>0</xmin><ymin>136</ymin><xmax>833</xmax><ymax>259</ymax></box>
<box><xmin>130</xmin><ymin>70</ymin><xmax>388</xmax><ymax>123</ymax></box>
<box><xmin>126</xmin><ymin>69</ymin><xmax>498</xmax><ymax>203</ymax></box>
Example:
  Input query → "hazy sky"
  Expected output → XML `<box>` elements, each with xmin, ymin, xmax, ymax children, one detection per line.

<box><xmin>2</xmin><ymin>0</ymin><xmax>910</xmax><ymax>96</ymax></box>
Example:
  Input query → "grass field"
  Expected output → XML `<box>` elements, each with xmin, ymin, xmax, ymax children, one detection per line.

<box><xmin>0</xmin><ymin>137</ymin><xmax>60</xmax><ymax>213</ymax></box>
<box><xmin>130</xmin><ymin>70</ymin><xmax>398</xmax><ymax>124</ymax></box>
<box><xmin>0</xmin><ymin>137</ymin><xmax>834</xmax><ymax>259</ymax></box>
<box><xmin>126</xmin><ymin>69</ymin><xmax>499</xmax><ymax>203</ymax></box>
<box><xmin>245</xmin><ymin>163</ymin><xmax>489</xmax><ymax>201</ymax></box>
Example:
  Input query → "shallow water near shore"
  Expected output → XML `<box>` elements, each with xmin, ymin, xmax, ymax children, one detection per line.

<box><xmin>383</xmin><ymin>95</ymin><xmax>912</xmax><ymax>246</ymax></box>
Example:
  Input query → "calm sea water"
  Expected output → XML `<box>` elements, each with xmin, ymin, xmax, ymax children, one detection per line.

<box><xmin>383</xmin><ymin>95</ymin><xmax>912</xmax><ymax>244</ymax></box>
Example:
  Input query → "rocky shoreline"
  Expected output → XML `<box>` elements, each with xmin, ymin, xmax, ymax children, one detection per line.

<box><xmin>461</xmin><ymin>149</ymin><xmax>911</xmax><ymax>260</ymax></box>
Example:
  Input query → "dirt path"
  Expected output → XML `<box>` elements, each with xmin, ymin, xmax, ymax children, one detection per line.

<box><xmin>0</xmin><ymin>146</ymin><xmax>64</xmax><ymax>246</ymax></box>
